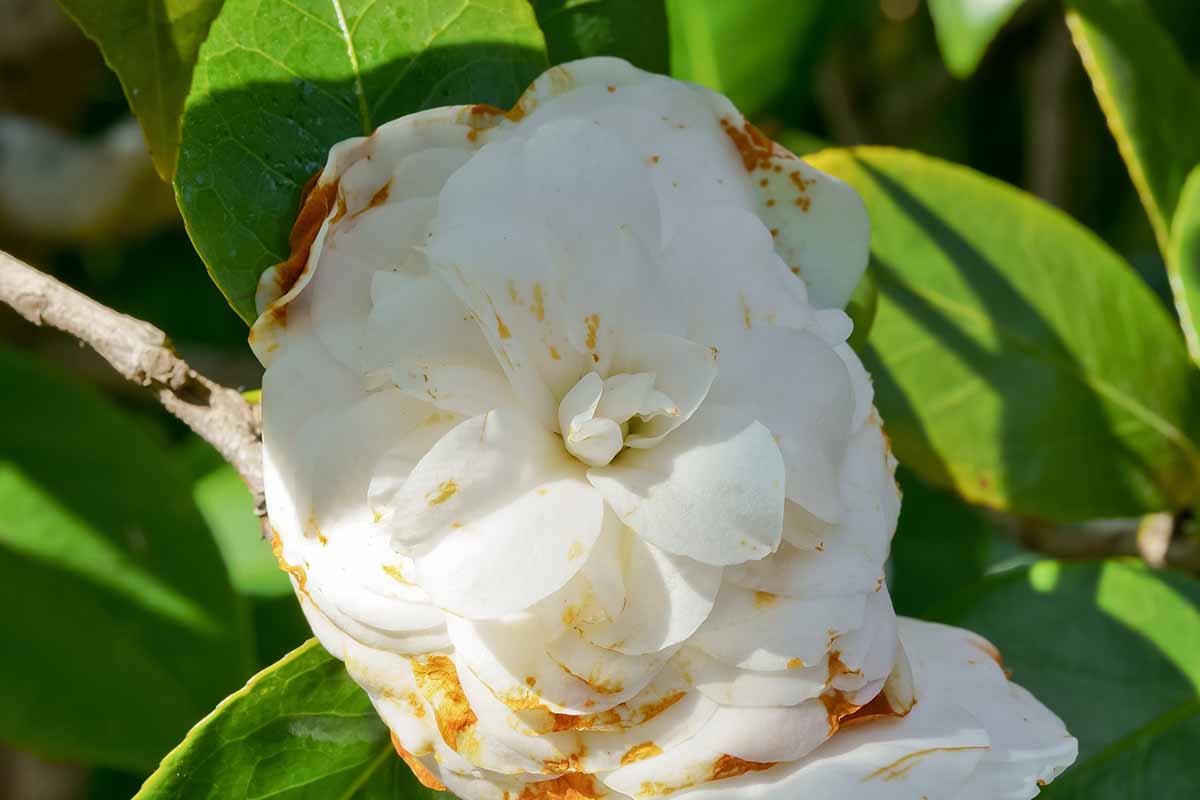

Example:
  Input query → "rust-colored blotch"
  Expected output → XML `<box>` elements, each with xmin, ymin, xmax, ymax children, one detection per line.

<box><xmin>390</xmin><ymin>731</ymin><xmax>447</xmax><ymax>791</ymax></box>
<box><xmin>266</xmin><ymin>171</ymin><xmax>341</xmax><ymax>324</ymax></box>
<box><xmin>710</xmin><ymin>754</ymin><xmax>777</xmax><ymax>782</ymax></box>
<box><xmin>516</xmin><ymin>773</ymin><xmax>604</xmax><ymax>800</ymax></box>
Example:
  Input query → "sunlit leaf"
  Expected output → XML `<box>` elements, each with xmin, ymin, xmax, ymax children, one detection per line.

<box><xmin>1066</xmin><ymin>0</ymin><xmax>1200</xmax><ymax>249</ymax></box>
<box><xmin>813</xmin><ymin>147</ymin><xmax>1200</xmax><ymax>521</ymax></box>
<box><xmin>1168</xmin><ymin>167</ymin><xmax>1200</xmax><ymax>362</ymax></box>
<box><xmin>136</xmin><ymin>640</ymin><xmax>451</xmax><ymax>799</ymax></box>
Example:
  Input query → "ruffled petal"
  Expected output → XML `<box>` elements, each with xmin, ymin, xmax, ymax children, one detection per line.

<box><xmin>576</xmin><ymin>531</ymin><xmax>723</xmax><ymax>655</ymax></box>
<box><xmin>588</xmin><ymin>403</ymin><xmax>785</xmax><ymax>566</ymax></box>
<box><xmin>707</xmin><ymin>326</ymin><xmax>853</xmax><ymax>523</ymax></box>
<box><xmin>386</xmin><ymin>408</ymin><xmax>604</xmax><ymax>618</ymax></box>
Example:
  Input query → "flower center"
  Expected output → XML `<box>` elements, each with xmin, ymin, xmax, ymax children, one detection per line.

<box><xmin>557</xmin><ymin>372</ymin><xmax>678</xmax><ymax>467</ymax></box>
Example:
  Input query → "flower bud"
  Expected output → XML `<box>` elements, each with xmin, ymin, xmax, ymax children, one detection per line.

<box><xmin>253</xmin><ymin>57</ymin><xmax>1076</xmax><ymax>799</ymax></box>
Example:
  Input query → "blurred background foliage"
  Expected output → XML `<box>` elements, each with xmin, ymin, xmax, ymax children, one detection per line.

<box><xmin>2</xmin><ymin>0</ymin><xmax>1200</xmax><ymax>797</ymax></box>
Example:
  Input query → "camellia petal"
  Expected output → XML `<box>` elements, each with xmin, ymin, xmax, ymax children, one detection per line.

<box><xmin>588</xmin><ymin>403</ymin><xmax>785</xmax><ymax>566</ymax></box>
<box><xmin>253</xmin><ymin>55</ymin><xmax>1075</xmax><ymax>800</ymax></box>
<box><xmin>389</xmin><ymin>408</ymin><xmax>604</xmax><ymax>618</ymax></box>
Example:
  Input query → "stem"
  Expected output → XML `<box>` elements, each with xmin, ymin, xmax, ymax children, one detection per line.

<box><xmin>0</xmin><ymin>249</ymin><xmax>266</xmax><ymax>530</ymax></box>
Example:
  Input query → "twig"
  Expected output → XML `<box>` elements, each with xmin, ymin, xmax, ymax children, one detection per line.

<box><xmin>0</xmin><ymin>249</ymin><xmax>266</xmax><ymax>530</ymax></box>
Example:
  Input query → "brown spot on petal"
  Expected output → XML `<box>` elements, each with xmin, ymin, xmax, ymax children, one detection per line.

<box><xmin>584</xmin><ymin>314</ymin><xmax>600</xmax><ymax>351</ymax></box>
<box><xmin>382</xmin><ymin>564</ymin><xmax>413</xmax><ymax>585</ymax></box>
<box><xmin>710</xmin><ymin>755</ymin><xmax>777</xmax><ymax>782</ymax></box>
<box><xmin>410</xmin><ymin>655</ymin><xmax>480</xmax><ymax>756</ymax></box>
<box><xmin>405</xmin><ymin>692</ymin><xmax>426</xmax><ymax>718</ymax></box>
<box><xmin>365</xmin><ymin>179</ymin><xmax>390</xmax><ymax>211</ymax></box>
<box><xmin>861</xmin><ymin>747</ymin><xmax>989</xmax><ymax>783</ymax></box>
<box><xmin>390</xmin><ymin>731</ymin><xmax>447</xmax><ymax>791</ymax></box>
<box><xmin>753</xmin><ymin>590</ymin><xmax>779</xmax><ymax>608</ymax></box>
<box><xmin>426</xmin><ymin>480</ymin><xmax>458</xmax><ymax>505</ymax></box>
<box><xmin>270</xmin><ymin>530</ymin><xmax>307</xmax><ymax>591</ymax></box>
<box><xmin>543</xmin><ymin>744</ymin><xmax>589</xmax><ymax>774</ymax></box>
<box><xmin>719</xmin><ymin>117</ymin><xmax>779</xmax><ymax>172</ymax></box>
<box><xmin>621</xmin><ymin>741</ymin><xmax>663</xmax><ymax>765</ymax></box>
<box><xmin>496</xmin><ymin>313</ymin><xmax>513</xmax><ymax>340</ymax></box>
<box><xmin>549</xmin><ymin>345</ymin><xmax>562</xmax><ymax>360</ymax></box>
<box><xmin>531</xmin><ymin>282</ymin><xmax>546</xmax><ymax>321</ymax></box>
<box><xmin>786</xmin><ymin>658</ymin><xmax>805</xmax><ymax>669</ymax></box>
<box><xmin>265</xmin><ymin>171</ymin><xmax>342</xmax><ymax>324</ymax></box>
<box><xmin>969</xmin><ymin>639</ymin><xmax>1006</xmax><ymax>672</ymax></box>
<box><xmin>518</xmin><ymin>774</ymin><xmax>603</xmax><ymax>800</ymax></box>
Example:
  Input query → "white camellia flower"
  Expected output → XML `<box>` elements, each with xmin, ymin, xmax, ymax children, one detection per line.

<box><xmin>251</xmin><ymin>58</ymin><xmax>1077</xmax><ymax>800</ymax></box>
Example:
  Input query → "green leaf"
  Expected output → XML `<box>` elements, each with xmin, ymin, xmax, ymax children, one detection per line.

<box><xmin>811</xmin><ymin>147</ymin><xmax>1200</xmax><ymax>521</ymax></box>
<box><xmin>194</xmin><ymin>463</ymin><xmax>291</xmax><ymax>597</ymax></box>
<box><xmin>888</xmin><ymin>468</ymin><xmax>997</xmax><ymax>617</ymax></box>
<box><xmin>845</xmin><ymin>264</ymin><xmax>878</xmax><ymax>354</ymax></box>
<box><xmin>927</xmin><ymin>0</ymin><xmax>1026</xmax><ymax>78</ymax></box>
<box><xmin>0</xmin><ymin>346</ymin><xmax>248</xmax><ymax>771</ymax></box>
<box><xmin>532</xmin><ymin>0</ymin><xmax>669</xmax><ymax>72</ymax></box>
<box><xmin>175</xmin><ymin>0</ymin><xmax>548</xmax><ymax>323</ymax></box>
<box><xmin>665</xmin><ymin>0</ymin><xmax>826</xmax><ymax>116</ymax></box>
<box><xmin>930</xmin><ymin>559</ymin><xmax>1200</xmax><ymax>797</ymax></box>
<box><xmin>1169</xmin><ymin>166</ymin><xmax>1200</xmax><ymax>362</ymax></box>
<box><xmin>57</xmin><ymin>0</ymin><xmax>223</xmax><ymax>180</ymax></box>
<box><xmin>136</xmin><ymin>640</ymin><xmax>452</xmax><ymax>800</ymax></box>
<box><xmin>776</xmin><ymin>129</ymin><xmax>829</xmax><ymax>158</ymax></box>
<box><xmin>1065</xmin><ymin>0</ymin><xmax>1200</xmax><ymax>253</ymax></box>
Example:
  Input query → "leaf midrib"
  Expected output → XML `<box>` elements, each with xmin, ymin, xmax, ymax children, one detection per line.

<box><xmin>330</xmin><ymin>0</ymin><xmax>372</xmax><ymax>134</ymax></box>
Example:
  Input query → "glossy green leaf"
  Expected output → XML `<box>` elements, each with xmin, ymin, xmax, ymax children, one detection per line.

<box><xmin>930</xmin><ymin>559</ymin><xmax>1200</xmax><ymax>797</ymax></box>
<box><xmin>532</xmin><ymin>0</ymin><xmax>669</xmax><ymax>72</ymax></box>
<box><xmin>1066</xmin><ymin>0</ymin><xmax>1200</xmax><ymax>252</ymax></box>
<box><xmin>175</xmin><ymin>0</ymin><xmax>548</xmax><ymax>322</ymax></box>
<box><xmin>776</xmin><ymin>129</ymin><xmax>828</xmax><ymax>158</ymax></box>
<box><xmin>811</xmin><ymin>147</ymin><xmax>1200</xmax><ymax>521</ymax></box>
<box><xmin>0</xmin><ymin>347</ymin><xmax>248</xmax><ymax>771</ymax></box>
<box><xmin>136</xmin><ymin>639</ymin><xmax>451</xmax><ymax>800</ymax></box>
<box><xmin>927</xmin><ymin>0</ymin><xmax>1026</xmax><ymax>78</ymax></box>
<box><xmin>194</xmin><ymin>463</ymin><xmax>291</xmax><ymax>597</ymax></box>
<box><xmin>888</xmin><ymin>468</ymin><xmax>997</xmax><ymax>617</ymax></box>
<box><xmin>845</xmin><ymin>264</ymin><xmax>878</xmax><ymax>354</ymax></box>
<box><xmin>57</xmin><ymin>0</ymin><xmax>223</xmax><ymax>179</ymax></box>
<box><xmin>1169</xmin><ymin>166</ymin><xmax>1200</xmax><ymax>363</ymax></box>
<box><xmin>665</xmin><ymin>0</ymin><xmax>825</xmax><ymax>116</ymax></box>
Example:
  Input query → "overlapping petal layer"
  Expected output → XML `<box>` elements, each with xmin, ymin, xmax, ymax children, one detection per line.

<box><xmin>254</xmin><ymin>57</ymin><xmax>1075</xmax><ymax>799</ymax></box>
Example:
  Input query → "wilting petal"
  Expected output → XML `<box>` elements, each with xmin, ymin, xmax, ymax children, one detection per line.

<box><xmin>588</xmin><ymin>403</ymin><xmax>785</xmax><ymax>566</ymax></box>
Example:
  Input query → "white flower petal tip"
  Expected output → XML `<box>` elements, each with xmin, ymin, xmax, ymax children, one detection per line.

<box><xmin>254</xmin><ymin>56</ymin><xmax>1073</xmax><ymax>800</ymax></box>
